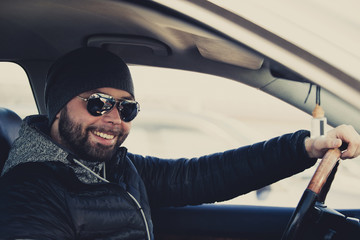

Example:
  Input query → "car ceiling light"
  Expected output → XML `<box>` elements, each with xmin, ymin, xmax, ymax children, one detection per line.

<box><xmin>87</xmin><ymin>35</ymin><xmax>170</xmax><ymax>57</ymax></box>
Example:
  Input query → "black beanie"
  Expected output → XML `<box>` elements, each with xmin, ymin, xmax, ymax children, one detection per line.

<box><xmin>45</xmin><ymin>47</ymin><xmax>134</xmax><ymax>125</ymax></box>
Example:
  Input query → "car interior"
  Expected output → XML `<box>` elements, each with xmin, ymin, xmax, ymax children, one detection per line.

<box><xmin>0</xmin><ymin>108</ymin><xmax>22</xmax><ymax>173</ymax></box>
<box><xmin>0</xmin><ymin>0</ymin><xmax>359</xmax><ymax>239</ymax></box>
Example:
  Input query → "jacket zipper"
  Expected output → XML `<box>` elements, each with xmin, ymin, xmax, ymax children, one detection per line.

<box><xmin>126</xmin><ymin>192</ymin><xmax>151</xmax><ymax>240</ymax></box>
<box><xmin>72</xmin><ymin>158</ymin><xmax>151</xmax><ymax>240</ymax></box>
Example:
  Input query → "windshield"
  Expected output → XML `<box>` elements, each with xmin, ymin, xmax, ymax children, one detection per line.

<box><xmin>210</xmin><ymin>0</ymin><xmax>360</xmax><ymax>80</ymax></box>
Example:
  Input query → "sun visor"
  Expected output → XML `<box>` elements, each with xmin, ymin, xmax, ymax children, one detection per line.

<box><xmin>193</xmin><ymin>35</ymin><xmax>264</xmax><ymax>70</ymax></box>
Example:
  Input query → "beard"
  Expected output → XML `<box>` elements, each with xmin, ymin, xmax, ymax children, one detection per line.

<box><xmin>58</xmin><ymin>107</ymin><xmax>128</xmax><ymax>162</ymax></box>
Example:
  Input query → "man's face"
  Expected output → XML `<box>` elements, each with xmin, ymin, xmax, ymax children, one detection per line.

<box><xmin>52</xmin><ymin>87</ymin><xmax>133</xmax><ymax>162</ymax></box>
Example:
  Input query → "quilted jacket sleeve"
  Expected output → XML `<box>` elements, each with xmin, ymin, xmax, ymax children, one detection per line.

<box><xmin>128</xmin><ymin>130</ymin><xmax>317</xmax><ymax>207</ymax></box>
<box><xmin>0</xmin><ymin>163</ymin><xmax>75</xmax><ymax>239</ymax></box>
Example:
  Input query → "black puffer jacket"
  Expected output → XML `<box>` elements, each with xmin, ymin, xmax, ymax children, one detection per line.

<box><xmin>0</xmin><ymin>115</ymin><xmax>317</xmax><ymax>239</ymax></box>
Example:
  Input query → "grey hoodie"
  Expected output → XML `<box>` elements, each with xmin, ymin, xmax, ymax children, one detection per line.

<box><xmin>2</xmin><ymin>115</ymin><xmax>105</xmax><ymax>184</ymax></box>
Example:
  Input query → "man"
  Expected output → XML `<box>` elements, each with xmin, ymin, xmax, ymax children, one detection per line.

<box><xmin>0</xmin><ymin>47</ymin><xmax>359</xmax><ymax>239</ymax></box>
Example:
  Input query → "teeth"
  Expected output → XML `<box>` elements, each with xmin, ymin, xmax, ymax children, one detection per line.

<box><xmin>93</xmin><ymin>131</ymin><xmax>115</xmax><ymax>140</ymax></box>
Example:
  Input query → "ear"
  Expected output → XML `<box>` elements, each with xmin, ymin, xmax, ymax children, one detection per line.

<box><xmin>55</xmin><ymin>111</ymin><xmax>61</xmax><ymax>119</ymax></box>
<box><xmin>50</xmin><ymin>111</ymin><xmax>61</xmax><ymax>142</ymax></box>
<box><xmin>55</xmin><ymin>105</ymin><xmax>66</xmax><ymax>120</ymax></box>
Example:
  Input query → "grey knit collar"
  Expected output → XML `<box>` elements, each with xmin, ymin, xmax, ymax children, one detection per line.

<box><xmin>2</xmin><ymin>115</ymin><xmax>107</xmax><ymax>184</ymax></box>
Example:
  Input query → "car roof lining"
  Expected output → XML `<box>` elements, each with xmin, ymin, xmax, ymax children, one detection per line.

<box><xmin>1</xmin><ymin>0</ymin><xmax>358</xmax><ymax>132</ymax></box>
<box><xmin>0</xmin><ymin>0</ymin><xmax>305</xmax><ymax>82</ymax></box>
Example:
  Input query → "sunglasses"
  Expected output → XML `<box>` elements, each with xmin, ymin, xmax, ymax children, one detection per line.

<box><xmin>77</xmin><ymin>93</ymin><xmax>140</xmax><ymax>122</ymax></box>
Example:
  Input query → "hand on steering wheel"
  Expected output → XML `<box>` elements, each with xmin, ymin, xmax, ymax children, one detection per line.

<box><xmin>281</xmin><ymin>147</ymin><xmax>342</xmax><ymax>240</ymax></box>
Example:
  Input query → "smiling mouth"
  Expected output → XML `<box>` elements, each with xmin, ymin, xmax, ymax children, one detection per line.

<box><xmin>93</xmin><ymin>130</ymin><xmax>115</xmax><ymax>140</ymax></box>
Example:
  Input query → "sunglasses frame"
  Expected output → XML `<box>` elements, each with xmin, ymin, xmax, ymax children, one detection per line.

<box><xmin>77</xmin><ymin>92</ymin><xmax>140</xmax><ymax>122</ymax></box>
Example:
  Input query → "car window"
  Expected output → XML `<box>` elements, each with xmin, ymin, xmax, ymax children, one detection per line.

<box><xmin>1</xmin><ymin>63</ymin><xmax>359</xmax><ymax>209</ymax></box>
<box><xmin>125</xmin><ymin>66</ymin><xmax>360</xmax><ymax>209</ymax></box>
<box><xmin>0</xmin><ymin>62</ymin><xmax>38</xmax><ymax>118</ymax></box>
<box><xmin>126</xmin><ymin>66</ymin><xmax>312</xmax><ymax>156</ymax></box>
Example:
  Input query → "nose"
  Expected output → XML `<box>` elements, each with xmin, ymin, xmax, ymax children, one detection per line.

<box><xmin>102</xmin><ymin>106</ymin><xmax>122</xmax><ymax>125</ymax></box>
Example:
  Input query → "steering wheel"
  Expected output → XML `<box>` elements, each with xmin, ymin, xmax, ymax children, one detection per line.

<box><xmin>281</xmin><ymin>147</ymin><xmax>343</xmax><ymax>240</ymax></box>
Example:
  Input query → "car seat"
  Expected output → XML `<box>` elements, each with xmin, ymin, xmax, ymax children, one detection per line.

<box><xmin>0</xmin><ymin>108</ymin><xmax>22</xmax><ymax>173</ymax></box>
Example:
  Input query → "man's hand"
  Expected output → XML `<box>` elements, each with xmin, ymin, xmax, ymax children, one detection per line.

<box><xmin>305</xmin><ymin>125</ymin><xmax>360</xmax><ymax>159</ymax></box>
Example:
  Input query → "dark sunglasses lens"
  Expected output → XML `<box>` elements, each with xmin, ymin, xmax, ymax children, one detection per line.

<box><xmin>119</xmin><ymin>101</ymin><xmax>138</xmax><ymax>122</ymax></box>
<box><xmin>87</xmin><ymin>96</ymin><xmax>115</xmax><ymax>116</ymax></box>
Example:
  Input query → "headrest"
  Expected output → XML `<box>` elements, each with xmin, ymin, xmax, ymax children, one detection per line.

<box><xmin>0</xmin><ymin>108</ymin><xmax>22</xmax><ymax>172</ymax></box>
